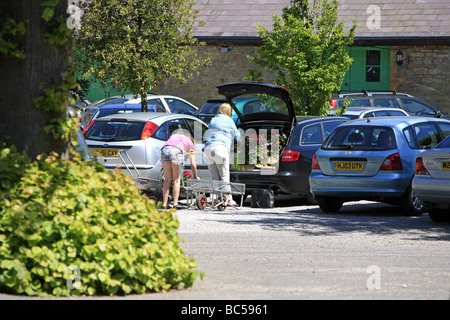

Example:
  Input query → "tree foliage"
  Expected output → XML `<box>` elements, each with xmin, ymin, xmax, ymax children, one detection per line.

<box><xmin>246</xmin><ymin>0</ymin><xmax>357</xmax><ymax>116</ymax></box>
<box><xmin>74</xmin><ymin>0</ymin><xmax>210</xmax><ymax>111</ymax></box>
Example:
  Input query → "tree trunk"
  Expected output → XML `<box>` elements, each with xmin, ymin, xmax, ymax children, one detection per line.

<box><xmin>140</xmin><ymin>92</ymin><xmax>148</xmax><ymax>112</ymax></box>
<box><xmin>0</xmin><ymin>0</ymin><xmax>71</xmax><ymax>160</ymax></box>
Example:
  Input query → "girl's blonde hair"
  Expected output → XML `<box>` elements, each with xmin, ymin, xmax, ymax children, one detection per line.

<box><xmin>218</xmin><ymin>103</ymin><xmax>232</xmax><ymax>117</ymax></box>
<box><xmin>172</xmin><ymin>128</ymin><xmax>194</xmax><ymax>143</ymax></box>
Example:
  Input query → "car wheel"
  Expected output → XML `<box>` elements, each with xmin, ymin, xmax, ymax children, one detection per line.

<box><xmin>428</xmin><ymin>209</ymin><xmax>450</xmax><ymax>222</ymax></box>
<box><xmin>317</xmin><ymin>196</ymin><xmax>343</xmax><ymax>213</ymax></box>
<box><xmin>400</xmin><ymin>184</ymin><xmax>424</xmax><ymax>216</ymax></box>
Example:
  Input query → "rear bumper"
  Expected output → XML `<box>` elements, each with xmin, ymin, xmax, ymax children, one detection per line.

<box><xmin>230</xmin><ymin>170</ymin><xmax>309</xmax><ymax>195</ymax></box>
<box><xmin>412</xmin><ymin>175</ymin><xmax>450</xmax><ymax>205</ymax></box>
<box><xmin>309</xmin><ymin>171</ymin><xmax>411</xmax><ymax>198</ymax></box>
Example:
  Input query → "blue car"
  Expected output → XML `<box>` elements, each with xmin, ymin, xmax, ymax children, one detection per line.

<box><xmin>309</xmin><ymin>117</ymin><xmax>450</xmax><ymax>215</ymax></box>
<box><xmin>85</xmin><ymin>103</ymin><xmax>167</xmax><ymax>129</ymax></box>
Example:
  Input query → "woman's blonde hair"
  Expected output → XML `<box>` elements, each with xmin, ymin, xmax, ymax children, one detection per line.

<box><xmin>218</xmin><ymin>103</ymin><xmax>232</xmax><ymax>117</ymax></box>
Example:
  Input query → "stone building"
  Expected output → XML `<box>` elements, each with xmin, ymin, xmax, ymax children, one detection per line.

<box><xmin>153</xmin><ymin>0</ymin><xmax>450</xmax><ymax>113</ymax></box>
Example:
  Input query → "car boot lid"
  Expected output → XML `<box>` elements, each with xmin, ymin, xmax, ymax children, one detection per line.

<box><xmin>217</xmin><ymin>82</ymin><xmax>296</xmax><ymax>124</ymax></box>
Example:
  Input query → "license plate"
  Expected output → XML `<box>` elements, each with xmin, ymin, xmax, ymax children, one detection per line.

<box><xmin>334</xmin><ymin>162</ymin><xmax>365</xmax><ymax>171</ymax></box>
<box><xmin>442</xmin><ymin>162</ymin><xmax>450</xmax><ymax>170</ymax></box>
<box><xmin>93</xmin><ymin>149</ymin><xmax>119</xmax><ymax>157</ymax></box>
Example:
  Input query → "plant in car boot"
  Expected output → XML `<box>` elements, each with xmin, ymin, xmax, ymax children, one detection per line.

<box><xmin>236</xmin><ymin>130</ymin><xmax>288</xmax><ymax>168</ymax></box>
<box><xmin>239</xmin><ymin>133</ymin><xmax>269</xmax><ymax>166</ymax></box>
<box><xmin>0</xmin><ymin>144</ymin><xmax>201</xmax><ymax>297</ymax></box>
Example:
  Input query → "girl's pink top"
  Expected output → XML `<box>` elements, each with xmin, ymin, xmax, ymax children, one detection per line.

<box><xmin>163</xmin><ymin>134</ymin><xmax>195</xmax><ymax>153</ymax></box>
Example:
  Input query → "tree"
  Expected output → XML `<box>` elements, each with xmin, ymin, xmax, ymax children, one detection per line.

<box><xmin>74</xmin><ymin>0</ymin><xmax>210</xmax><ymax>112</ymax></box>
<box><xmin>246</xmin><ymin>0</ymin><xmax>357</xmax><ymax>116</ymax></box>
<box><xmin>0</xmin><ymin>0</ymin><xmax>76</xmax><ymax>160</ymax></box>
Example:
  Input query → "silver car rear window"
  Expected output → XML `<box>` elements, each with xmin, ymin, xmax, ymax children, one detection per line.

<box><xmin>84</xmin><ymin>121</ymin><xmax>145</xmax><ymax>141</ymax></box>
<box><xmin>322</xmin><ymin>126</ymin><xmax>396</xmax><ymax>151</ymax></box>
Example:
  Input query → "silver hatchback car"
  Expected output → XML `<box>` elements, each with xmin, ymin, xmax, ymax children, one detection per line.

<box><xmin>83</xmin><ymin>113</ymin><xmax>209</xmax><ymax>194</ymax></box>
<box><xmin>339</xmin><ymin>107</ymin><xmax>409</xmax><ymax>119</ymax></box>
<box><xmin>412</xmin><ymin>135</ymin><xmax>450</xmax><ymax>222</ymax></box>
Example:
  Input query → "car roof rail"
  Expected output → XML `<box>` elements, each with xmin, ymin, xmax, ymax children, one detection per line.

<box><xmin>335</xmin><ymin>91</ymin><xmax>414</xmax><ymax>98</ymax></box>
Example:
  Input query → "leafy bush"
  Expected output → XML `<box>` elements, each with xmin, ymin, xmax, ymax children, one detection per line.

<box><xmin>0</xmin><ymin>144</ymin><xmax>200</xmax><ymax>297</ymax></box>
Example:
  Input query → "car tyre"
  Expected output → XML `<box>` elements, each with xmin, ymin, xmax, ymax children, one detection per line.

<box><xmin>400</xmin><ymin>184</ymin><xmax>424</xmax><ymax>216</ymax></box>
<box><xmin>317</xmin><ymin>196</ymin><xmax>343</xmax><ymax>213</ymax></box>
<box><xmin>428</xmin><ymin>209</ymin><xmax>450</xmax><ymax>222</ymax></box>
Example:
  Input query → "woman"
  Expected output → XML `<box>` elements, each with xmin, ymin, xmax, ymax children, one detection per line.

<box><xmin>161</xmin><ymin>130</ymin><xmax>199</xmax><ymax>209</ymax></box>
<box><xmin>204</xmin><ymin>103</ymin><xmax>241</xmax><ymax>206</ymax></box>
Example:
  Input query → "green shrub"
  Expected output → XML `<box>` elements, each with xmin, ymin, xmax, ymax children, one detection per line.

<box><xmin>0</xmin><ymin>144</ymin><xmax>200</xmax><ymax>297</ymax></box>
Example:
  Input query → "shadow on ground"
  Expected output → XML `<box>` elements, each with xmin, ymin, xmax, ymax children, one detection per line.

<box><xmin>212</xmin><ymin>196</ymin><xmax>450</xmax><ymax>242</ymax></box>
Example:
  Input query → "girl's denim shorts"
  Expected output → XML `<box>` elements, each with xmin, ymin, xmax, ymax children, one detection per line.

<box><xmin>161</xmin><ymin>146</ymin><xmax>183</xmax><ymax>164</ymax></box>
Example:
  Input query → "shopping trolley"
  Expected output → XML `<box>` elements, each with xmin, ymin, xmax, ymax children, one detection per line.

<box><xmin>183</xmin><ymin>178</ymin><xmax>246</xmax><ymax>211</ymax></box>
<box><xmin>114</xmin><ymin>149</ymin><xmax>246</xmax><ymax>210</ymax></box>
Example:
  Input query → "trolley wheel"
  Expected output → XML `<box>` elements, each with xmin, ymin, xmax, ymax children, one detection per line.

<box><xmin>217</xmin><ymin>197</ymin><xmax>227</xmax><ymax>211</ymax></box>
<box><xmin>196</xmin><ymin>194</ymin><xmax>207</xmax><ymax>210</ymax></box>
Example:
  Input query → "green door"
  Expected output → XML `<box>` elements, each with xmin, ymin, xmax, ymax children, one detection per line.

<box><xmin>341</xmin><ymin>46</ymin><xmax>390</xmax><ymax>92</ymax></box>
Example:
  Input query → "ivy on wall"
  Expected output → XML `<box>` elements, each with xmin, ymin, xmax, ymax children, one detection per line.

<box><xmin>0</xmin><ymin>18</ymin><xmax>26</xmax><ymax>59</ymax></box>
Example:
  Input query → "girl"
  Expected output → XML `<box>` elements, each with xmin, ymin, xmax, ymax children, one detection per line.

<box><xmin>161</xmin><ymin>130</ymin><xmax>199</xmax><ymax>209</ymax></box>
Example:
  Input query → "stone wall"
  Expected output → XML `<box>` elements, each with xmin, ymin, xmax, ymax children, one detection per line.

<box><xmin>153</xmin><ymin>44</ymin><xmax>276</xmax><ymax>108</ymax></box>
<box><xmin>390</xmin><ymin>45</ymin><xmax>450</xmax><ymax>113</ymax></box>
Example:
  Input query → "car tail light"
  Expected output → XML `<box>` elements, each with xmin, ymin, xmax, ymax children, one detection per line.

<box><xmin>330</xmin><ymin>98</ymin><xmax>336</xmax><ymax>109</ymax></box>
<box><xmin>281</xmin><ymin>150</ymin><xmax>300</xmax><ymax>161</ymax></box>
<box><xmin>415</xmin><ymin>157</ymin><xmax>430</xmax><ymax>175</ymax></box>
<box><xmin>82</xmin><ymin>120</ymin><xmax>95</xmax><ymax>134</ymax></box>
<box><xmin>380</xmin><ymin>153</ymin><xmax>403</xmax><ymax>171</ymax></box>
<box><xmin>311</xmin><ymin>154</ymin><xmax>320</xmax><ymax>169</ymax></box>
<box><xmin>141</xmin><ymin>121</ymin><xmax>158</xmax><ymax>140</ymax></box>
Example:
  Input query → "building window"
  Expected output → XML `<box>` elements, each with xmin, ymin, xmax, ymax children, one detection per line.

<box><xmin>366</xmin><ymin>50</ymin><xmax>380</xmax><ymax>82</ymax></box>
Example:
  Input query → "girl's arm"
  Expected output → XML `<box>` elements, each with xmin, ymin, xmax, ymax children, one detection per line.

<box><xmin>190</xmin><ymin>154</ymin><xmax>199</xmax><ymax>179</ymax></box>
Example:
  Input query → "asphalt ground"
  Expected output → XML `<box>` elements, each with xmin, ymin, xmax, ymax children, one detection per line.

<box><xmin>1</xmin><ymin>196</ymin><xmax>449</xmax><ymax>304</ymax></box>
